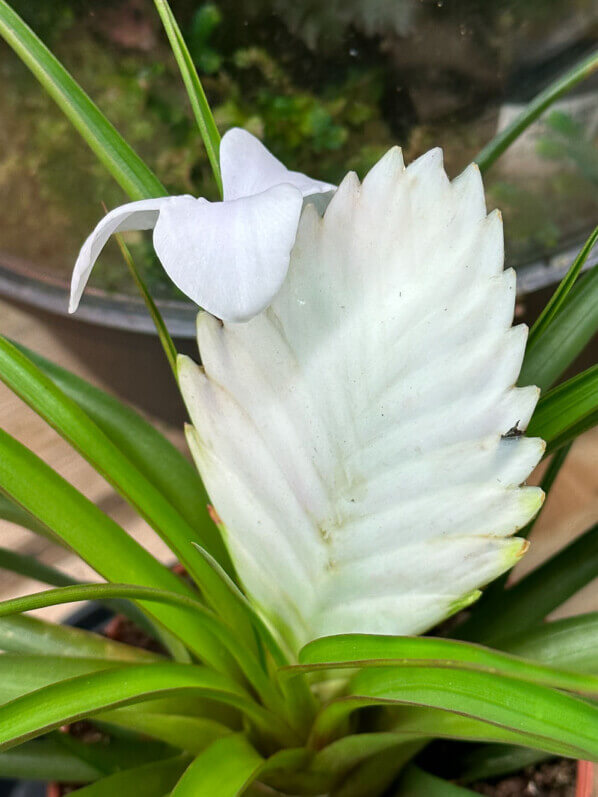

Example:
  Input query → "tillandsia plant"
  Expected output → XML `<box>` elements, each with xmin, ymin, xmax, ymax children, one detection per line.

<box><xmin>0</xmin><ymin>1</ymin><xmax>597</xmax><ymax>795</ymax></box>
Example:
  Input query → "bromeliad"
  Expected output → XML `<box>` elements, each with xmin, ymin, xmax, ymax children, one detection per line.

<box><xmin>71</xmin><ymin>139</ymin><xmax>545</xmax><ymax>655</ymax></box>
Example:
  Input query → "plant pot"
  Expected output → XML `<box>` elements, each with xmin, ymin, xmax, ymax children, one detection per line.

<box><xmin>577</xmin><ymin>761</ymin><xmax>596</xmax><ymax>797</ymax></box>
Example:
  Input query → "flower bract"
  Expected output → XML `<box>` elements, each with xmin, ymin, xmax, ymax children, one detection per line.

<box><xmin>178</xmin><ymin>146</ymin><xmax>545</xmax><ymax>655</ymax></box>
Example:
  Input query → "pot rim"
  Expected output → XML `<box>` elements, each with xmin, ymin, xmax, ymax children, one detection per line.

<box><xmin>1</xmin><ymin>232</ymin><xmax>597</xmax><ymax>340</ymax></box>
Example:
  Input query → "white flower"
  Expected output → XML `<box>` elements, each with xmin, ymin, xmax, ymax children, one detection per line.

<box><xmin>178</xmin><ymin>146</ymin><xmax>545</xmax><ymax>655</ymax></box>
<box><xmin>69</xmin><ymin>128</ymin><xmax>334</xmax><ymax>322</ymax></box>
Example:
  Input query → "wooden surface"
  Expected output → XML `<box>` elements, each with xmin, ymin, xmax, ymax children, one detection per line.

<box><xmin>0</xmin><ymin>296</ymin><xmax>597</xmax><ymax>625</ymax></box>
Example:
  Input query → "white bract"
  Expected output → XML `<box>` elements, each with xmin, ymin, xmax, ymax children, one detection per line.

<box><xmin>178</xmin><ymin>146</ymin><xmax>545</xmax><ymax>655</ymax></box>
<box><xmin>69</xmin><ymin>128</ymin><xmax>334</xmax><ymax>322</ymax></box>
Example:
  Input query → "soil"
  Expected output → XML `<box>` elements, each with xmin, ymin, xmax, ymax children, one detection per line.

<box><xmin>102</xmin><ymin>613</ymin><xmax>166</xmax><ymax>655</ymax></box>
<box><xmin>471</xmin><ymin>758</ymin><xmax>577</xmax><ymax>797</ymax></box>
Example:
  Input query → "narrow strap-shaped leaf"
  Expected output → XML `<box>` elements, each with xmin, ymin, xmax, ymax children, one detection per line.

<box><xmin>0</xmin><ymin>735</ymin><xmax>102</xmax><ymax>783</ymax></box>
<box><xmin>528</xmin><ymin>226</ymin><xmax>598</xmax><ymax>348</ymax></box>
<box><xmin>520</xmin><ymin>263</ymin><xmax>598</xmax><ymax>392</ymax></box>
<box><xmin>171</xmin><ymin>735</ymin><xmax>263</xmax><ymax>796</ymax></box>
<box><xmin>456</xmin><ymin>744</ymin><xmax>549</xmax><ymax>785</ymax></box>
<box><xmin>0</xmin><ymin>614</ymin><xmax>159</xmax><ymax>661</ymax></box>
<box><xmin>293</xmin><ymin>633</ymin><xmax>598</xmax><ymax>695</ymax></box>
<box><xmin>0</xmin><ymin>427</ymin><xmax>237</xmax><ymax>675</ymax></box>
<box><xmin>0</xmin><ymin>662</ymin><xmax>295</xmax><ymax>750</ymax></box>
<box><xmin>0</xmin><ymin>546</ymin><xmax>76</xmax><ymax>587</ymax></box>
<box><xmin>0</xmin><ymin>549</ymin><xmax>173</xmax><ymax>644</ymax></box>
<box><xmin>397</xmin><ymin>765</ymin><xmax>478</xmax><ymax>796</ymax></box>
<box><xmin>0</xmin><ymin>338</ymin><xmax>251</xmax><ymax>662</ymax></box>
<box><xmin>12</xmin><ymin>340</ymin><xmax>231</xmax><ymax>572</ymax></box>
<box><xmin>459</xmin><ymin>524</ymin><xmax>598</xmax><ymax>645</ymax></box>
<box><xmin>66</xmin><ymin>754</ymin><xmax>190</xmax><ymax>797</ymax></box>
<box><xmin>333</xmin><ymin>743</ymin><xmax>421</xmax><ymax>797</ymax></box>
<box><xmin>0</xmin><ymin>583</ymin><xmax>284</xmax><ymax>714</ymax></box>
<box><xmin>312</xmin><ymin>667</ymin><xmax>598</xmax><ymax>760</ymax></box>
<box><xmin>0</xmin><ymin>337</ymin><xmax>232</xmax><ymax>595</ymax></box>
<box><xmin>311</xmin><ymin>733</ymin><xmax>417</xmax><ymax>781</ymax></box>
<box><xmin>52</xmin><ymin>730</ymin><xmax>175</xmax><ymax>778</ymax></box>
<box><xmin>527</xmin><ymin>365</ymin><xmax>598</xmax><ymax>451</ymax></box>
<box><xmin>153</xmin><ymin>0</ymin><xmax>222</xmax><ymax>195</ymax></box>
<box><xmin>382</xmin><ymin>704</ymin><xmax>584</xmax><ymax>754</ymax></box>
<box><xmin>0</xmin><ymin>655</ymin><xmax>130</xmax><ymax>703</ymax></box>
<box><xmin>0</xmin><ymin>492</ymin><xmax>62</xmax><ymax>544</ymax></box>
<box><xmin>189</xmin><ymin>542</ymin><xmax>318</xmax><ymax>736</ymax></box>
<box><xmin>114</xmin><ymin>233</ymin><xmax>179</xmax><ymax>375</ymax></box>
<box><xmin>0</xmin><ymin>0</ymin><xmax>165</xmax><ymax>200</ymax></box>
<box><xmin>502</xmin><ymin>613</ymin><xmax>598</xmax><ymax>672</ymax></box>
<box><xmin>475</xmin><ymin>48</ymin><xmax>598</xmax><ymax>172</ymax></box>
<box><xmin>97</xmin><ymin>710</ymin><xmax>231</xmax><ymax>754</ymax></box>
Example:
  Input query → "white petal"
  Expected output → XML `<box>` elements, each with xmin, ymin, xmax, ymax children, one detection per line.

<box><xmin>153</xmin><ymin>185</ymin><xmax>303</xmax><ymax>323</ymax></box>
<box><xmin>69</xmin><ymin>198</ymin><xmax>170</xmax><ymax>312</ymax></box>
<box><xmin>220</xmin><ymin>127</ymin><xmax>335</xmax><ymax>202</ymax></box>
<box><xmin>180</xmin><ymin>147</ymin><xmax>545</xmax><ymax>652</ymax></box>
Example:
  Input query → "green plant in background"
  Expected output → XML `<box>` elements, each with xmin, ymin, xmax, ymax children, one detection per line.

<box><xmin>538</xmin><ymin>110</ymin><xmax>598</xmax><ymax>185</ymax></box>
<box><xmin>0</xmin><ymin>1</ymin><xmax>598</xmax><ymax>795</ymax></box>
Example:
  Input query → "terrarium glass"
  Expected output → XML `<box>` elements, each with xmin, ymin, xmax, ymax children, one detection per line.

<box><xmin>0</xmin><ymin>0</ymin><xmax>596</xmax><ymax>301</ymax></box>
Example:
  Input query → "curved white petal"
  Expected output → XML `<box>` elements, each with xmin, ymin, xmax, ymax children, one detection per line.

<box><xmin>220</xmin><ymin>127</ymin><xmax>336</xmax><ymax>202</ymax></box>
<box><xmin>179</xmin><ymin>145</ymin><xmax>545</xmax><ymax>653</ymax></box>
<box><xmin>152</xmin><ymin>185</ymin><xmax>303</xmax><ymax>323</ymax></box>
<box><xmin>69</xmin><ymin>198</ymin><xmax>170</xmax><ymax>313</ymax></box>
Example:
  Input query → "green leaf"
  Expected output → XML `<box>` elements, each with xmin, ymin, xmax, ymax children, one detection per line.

<box><xmin>456</xmin><ymin>744</ymin><xmax>549</xmax><ymax>784</ymax></box>
<box><xmin>475</xmin><ymin>48</ymin><xmax>598</xmax><ymax>172</ymax></box>
<box><xmin>0</xmin><ymin>0</ymin><xmax>165</xmax><ymax>200</ymax></box>
<box><xmin>188</xmin><ymin>542</ymin><xmax>317</xmax><ymax>736</ymax></box>
<box><xmin>295</xmin><ymin>633</ymin><xmax>598</xmax><ymax>696</ymax></box>
<box><xmin>310</xmin><ymin>734</ymin><xmax>417</xmax><ymax>783</ymax></box>
<box><xmin>97</xmin><ymin>710</ymin><xmax>231</xmax><ymax>754</ymax></box>
<box><xmin>0</xmin><ymin>614</ymin><xmax>159</xmax><ymax>662</ymax></box>
<box><xmin>113</xmin><ymin>234</ymin><xmax>179</xmax><ymax>376</ymax></box>
<box><xmin>381</xmin><ymin>704</ymin><xmax>582</xmax><ymax>753</ymax></box>
<box><xmin>0</xmin><ymin>583</ymin><xmax>283</xmax><ymax>714</ymax></box>
<box><xmin>333</xmin><ymin>744</ymin><xmax>421</xmax><ymax>797</ymax></box>
<box><xmin>502</xmin><ymin>613</ymin><xmax>598</xmax><ymax>671</ymax></box>
<box><xmin>459</xmin><ymin>522</ymin><xmax>598</xmax><ymax>645</ymax></box>
<box><xmin>0</xmin><ymin>338</ymin><xmax>248</xmax><ymax>665</ymax></box>
<box><xmin>54</xmin><ymin>731</ymin><xmax>175</xmax><ymax>779</ymax></box>
<box><xmin>68</xmin><ymin>755</ymin><xmax>190</xmax><ymax>797</ymax></box>
<box><xmin>527</xmin><ymin>365</ymin><xmax>598</xmax><ymax>451</ymax></box>
<box><xmin>0</xmin><ymin>736</ymin><xmax>102</xmax><ymax>783</ymax></box>
<box><xmin>0</xmin><ymin>662</ymin><xmax>294</xmax><ymax>750</ymax></box>
<box><xmin>12</xmin><ymin>340</ymin><xmax>231</xmax><ymax>572</ymax></box>
<box><xmin>520</xmin><ymin>264</ymin><xmax>598</xmax><ymax>392</ymax></box>
<box><xmin>528</xmin><ymin>226</ymin><xmax>598</xmax><ymax>348</ymax></box>
<box><xmin>171</xmin><ymin>735</ymin><xmax>263</xmax><ymax>796</ymax></box>
<box><xmin>0</xmin><ymin>337</ymin><xmax>234</xmax><ymax>599</ymax></box>
<box><xmin>0</xmin><ymin>546</ymin><xmax>76</xmax><ymax>587</ymax></box>
<box><xmin>396</xmin><ymin>765</ymin><xmax>479</xmax><ymax>796</ymax></box>
<box><xmin>0</xmin><ymin>655</ymin><xmax>129</xmax><ymax>703</ymax></box>
<box><xmin>0</xmin><ymin>552</ymin><xmax>178</xmax><ymax>654</ymax></box>
<box><xmin>0</xmin><ymin>427</ymin><xmax>236</xmax><ymax>674</ymax></box>
<box><xmin>312</xmin><ymin>666</ymin><xmax>598</xmax><ymax>760</ymax></box>
<box><xmin>0</xmin><ymin>492</ymin><xmax>62</xmax><ymax>544</ymax></box>
<box><xmin>153</xmin><ymin>0</ymin><xmax>222</xmax><ymax>195</ymax></box>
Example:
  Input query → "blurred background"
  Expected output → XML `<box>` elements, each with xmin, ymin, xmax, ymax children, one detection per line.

<box><xmin>0</xmin><ymin>0</ymin><xmax>597</xmax><ymax>624</ymax></box>
<box><xmin>1</xmin><ymin>0</ymin><xmax>598</xmax><ymax>304</ymax></box>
